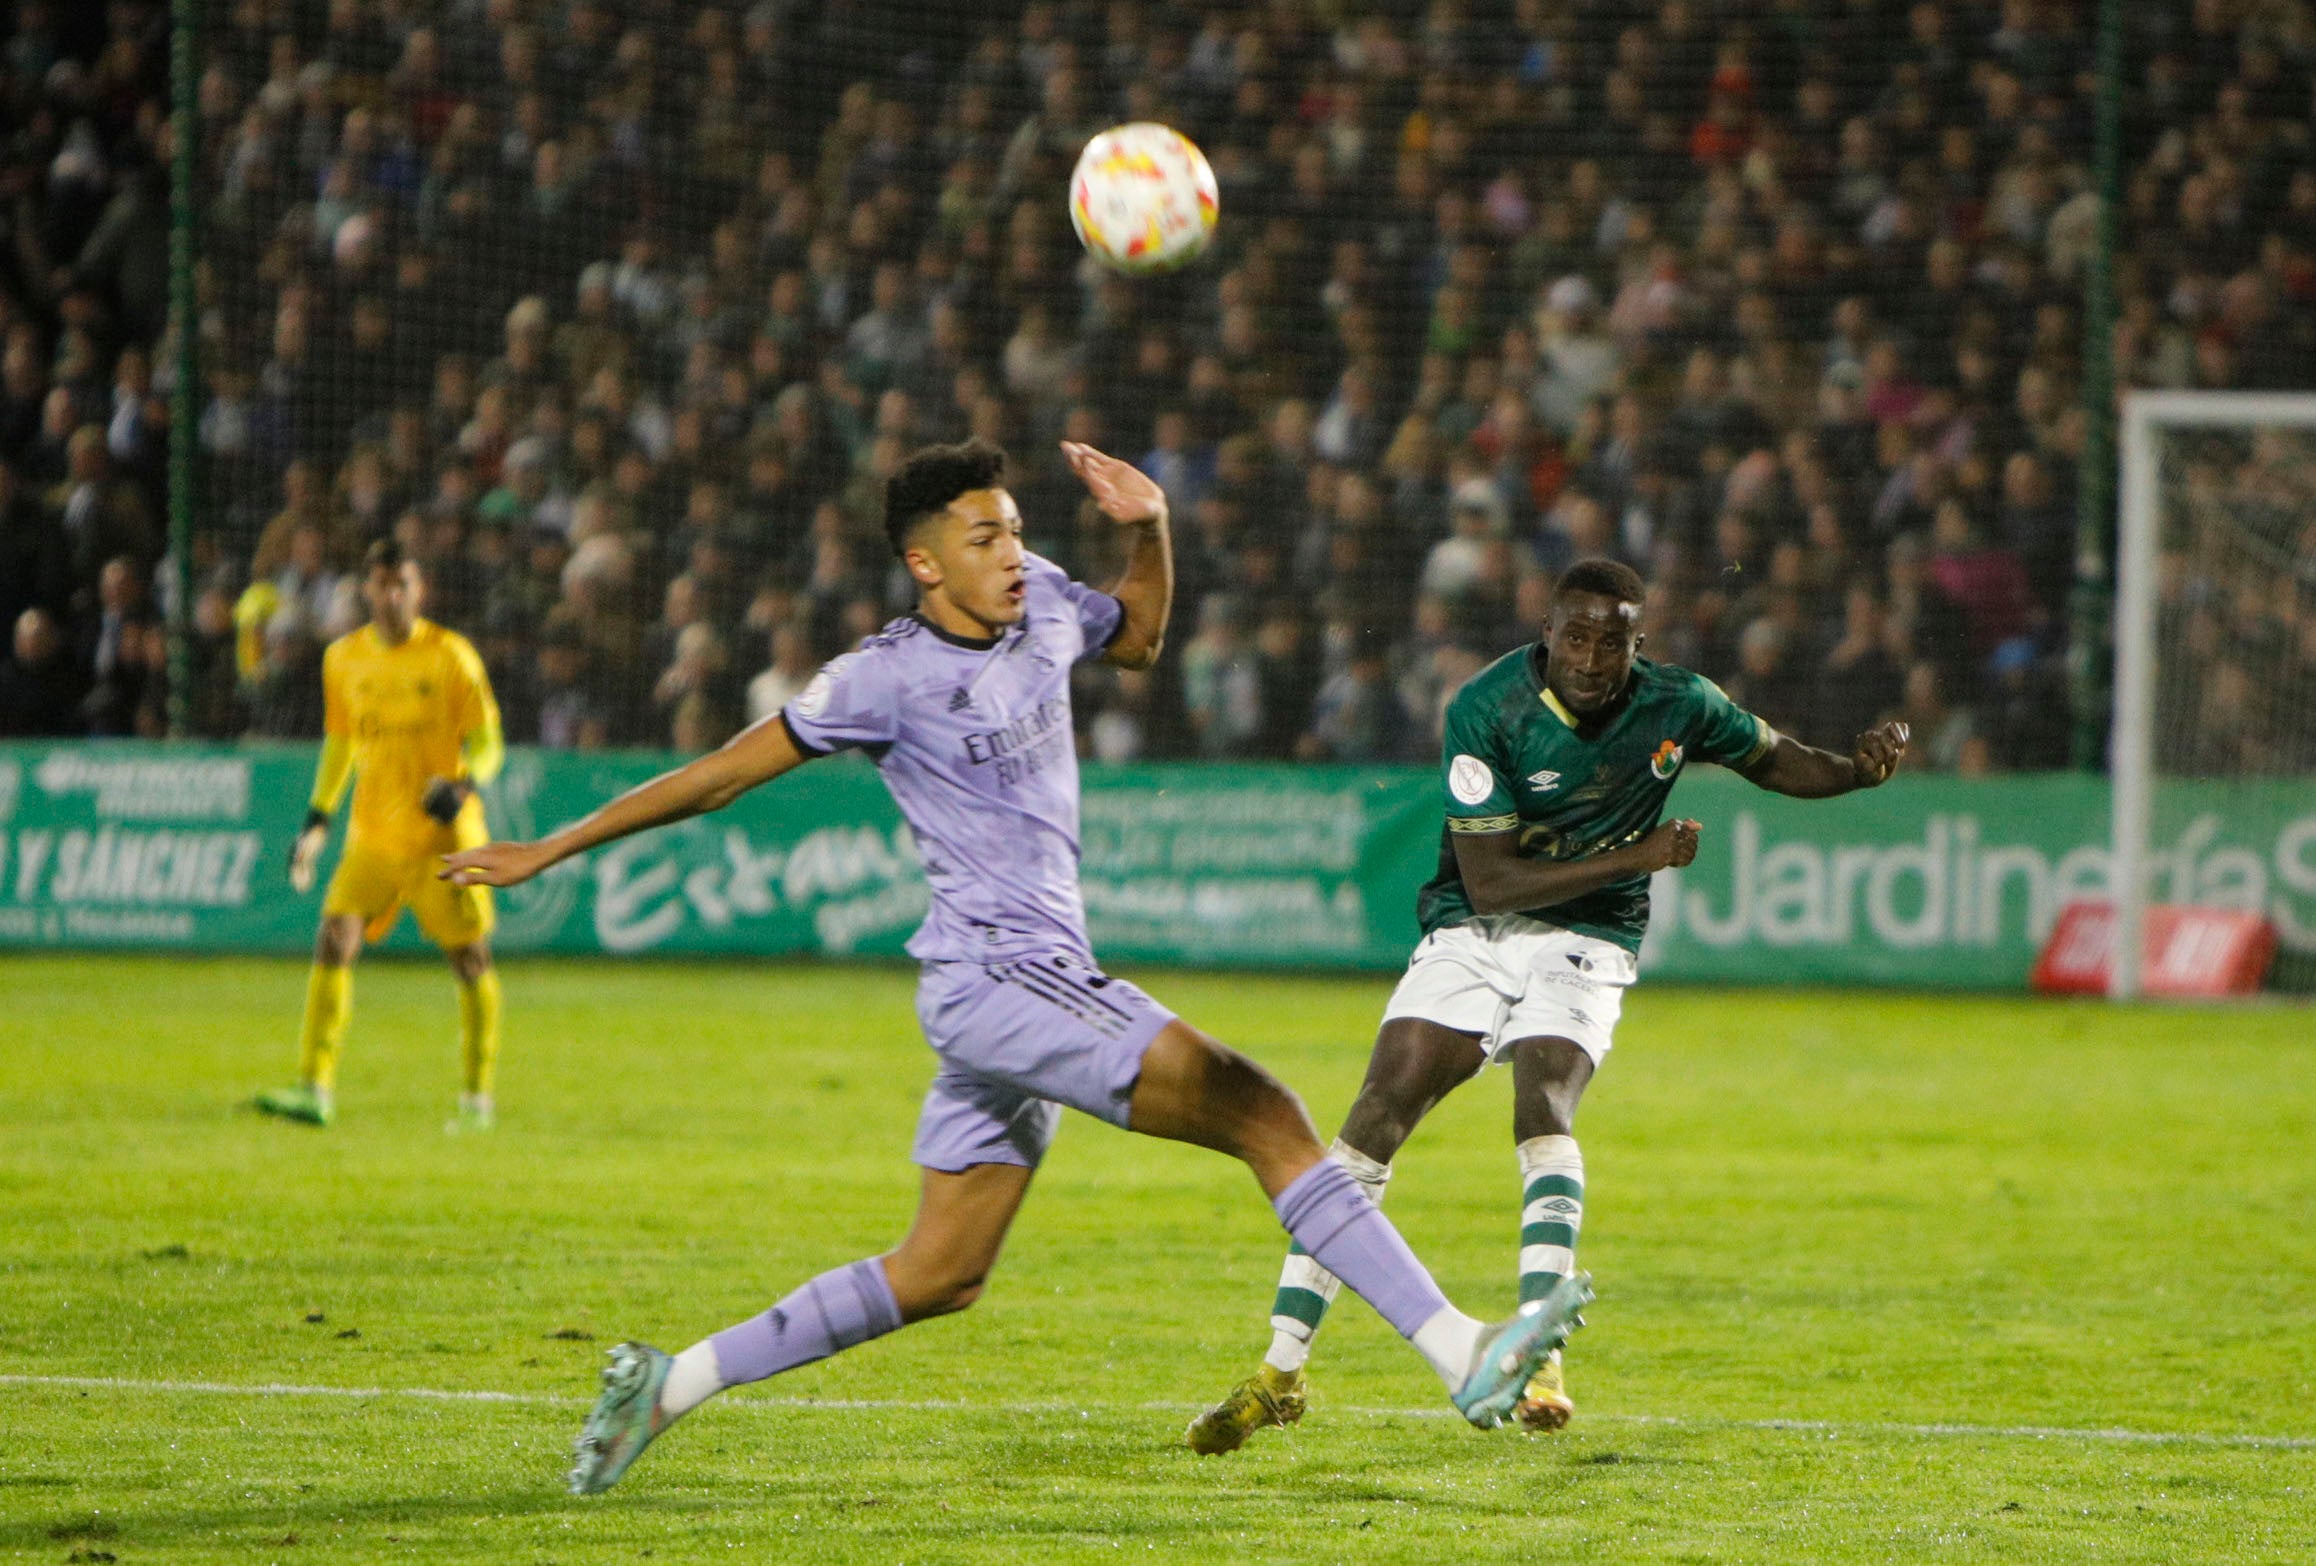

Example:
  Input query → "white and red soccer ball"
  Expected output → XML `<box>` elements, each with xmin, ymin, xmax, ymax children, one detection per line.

<box><xmin>1068</xmin><ymin>123</ymin><xmax>1219</xmax><ymax>275</ymax></box>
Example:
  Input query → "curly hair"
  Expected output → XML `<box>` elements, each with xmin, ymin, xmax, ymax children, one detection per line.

<box><xmin>884</xmin><ymin>439</ymin><xmax>1008</xmax><ymax>558</ymax></box>
<box><xmin>1554</xmin><ymin>557</ymin><xmax>1645</xmax><ymax>607</ymax></box>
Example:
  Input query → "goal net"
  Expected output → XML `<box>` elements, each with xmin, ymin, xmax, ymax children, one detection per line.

<box><xmin>2114</xmin><ymin>393</ymin><xmax>2316</xmax><ymax>997</ymax></box>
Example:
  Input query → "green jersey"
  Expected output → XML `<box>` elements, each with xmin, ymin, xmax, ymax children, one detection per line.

<box><xmin>1415</xmin><ymin>650</ymin><xmax>1774</xmax><ymax>952</ymax></box>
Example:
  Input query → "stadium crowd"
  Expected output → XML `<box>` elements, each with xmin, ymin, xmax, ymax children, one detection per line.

<box><xmin>4</xmin><ymin>0</ymin><xmax>2315</xmax><ymax>774</ymax></box>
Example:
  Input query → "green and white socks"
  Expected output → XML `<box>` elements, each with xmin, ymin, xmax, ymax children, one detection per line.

<box><xmin>1263</xmin><ymin>1139</ymin><xmax>1390</xmax><ymax>1374</ymax></box>
<box><xmin>1257</xmin><ymin>1132</ymin><xmax>1585</xmax><ymax>1379</ymax></box>
<box><xmin>1517</xmin><ymin>1134</ymin><xmax>1584</xmax><ymax>1304</ymax></box>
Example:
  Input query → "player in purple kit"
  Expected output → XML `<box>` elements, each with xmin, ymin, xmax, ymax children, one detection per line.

<box><xmin>441</xmin><ymin>439</ymin><xmax>1590</xmax><ymax>1494</ymax></box>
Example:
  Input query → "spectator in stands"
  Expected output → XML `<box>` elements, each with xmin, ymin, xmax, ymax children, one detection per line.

<box><xmin>1809</xmin><ymin>581</ymin><xmax>1906</xmax><ymax>754</ymax></box>
<box><xmin>653</xmin><ymin>621</ymin><xmax>737</xmax><ymax>753</ymax></box>
<box><xmin>77</xmin><ymin>556</ymin><xmax>156</xmax><ymax>736</ymax></box>
<box><xmin>1300</xmin><ymin>638</ymin><xmax>1404</xmax><ymax>764</ymax></box>
<box><xmin>243</xmin><ymin>609</ymin><xmax>325</xmax><ymax>738</ymax></box>
<box><xmin>13</xmin><ymin>0</ymin><xmax>2313</xmax><ymax>771</ymax></box>
<box><xmin>1996</xmin><ymin>451</ymin><xmax>2073</xmax><ymax>615</ymax></box>
<box><xmin>1926</xmin><ymin>498</ymin><xmax>2035</xmax><ymax>658</ymax></box>
<box><xmin>745</xmin><ymin>622</ymin><xmax>818</xmax><ymax>727</ymax></box>
<box><xmin>1181</xmin><ymin>594</ymin><xmax>1262</xmax><ymax>758</ymax></box>
<box><xmin>1721</xmin><ymin>618</ymin><xmax>1811</xmax><ymax>741</ymax></box>
<box><xmin>0</xmin><ymin>608</ymin><xmax>85</xmax><ymax>737</ymax></box>
<box><xmin>0</xmin><ymin>459</ymin><xmax>71</xmax><ymax>632</ymax></box>
<box><xmin>534</xmin><ymin>615</ymin><xmax>610</xmax><ymax>751</ymax></box>
<box><xmin>183</xmin><ymin>585</ymin><xmax>244</xmax><ymax>739</ymax></box>
<box><xmin>50</xmin><ymin>426</ymin><xmax>157</xmax><ymax>617</ymax></box>
<box><xmin>1887</xmin><ymin>660</ymin><xmax>1979</xmax><ymax>774</ymax></box>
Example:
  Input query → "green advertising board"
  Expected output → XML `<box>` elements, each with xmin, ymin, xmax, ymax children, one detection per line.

<box><xmin>1</xmin><ymin>742</ymin><xmax>2310</xmax><ymax>990</ymax></box>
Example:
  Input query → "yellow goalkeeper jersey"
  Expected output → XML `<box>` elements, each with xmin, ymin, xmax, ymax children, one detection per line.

<box><xmin>320</xmin><ymin>619</ymin><xmax>502</xmax><ymax>858</ymax></box>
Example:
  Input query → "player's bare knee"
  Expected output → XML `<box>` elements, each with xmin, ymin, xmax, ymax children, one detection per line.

<box><xmin>1509</xmin><ymin>1035</ymin><xmax>1593</xmax><ymax>1139</ymax></box>
<box><xmin>1338</xmin><ymin>1086</ymin><xmax>1423</xmax><ymax>1163</ymax></box>
<box><xmin>1207</xmin><ymin>1047</ymin><xmax>1313</xmax><ymax>1148</ymax></box>
<box><xmin>1209</xmin><ymin>1063</ymin><xmax>1321</xmax><ymax>1183</ymax></box>
<box><xmin>448</xmin><ymin>943</ymin><xmax>492</xmax><ymax>983</ymax></box>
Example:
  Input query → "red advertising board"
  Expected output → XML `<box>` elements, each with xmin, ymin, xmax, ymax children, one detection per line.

<box><xmin>2032</xmin><ymin>902</ymin><xmax>2278</xmax><ymax>997</ymax></box>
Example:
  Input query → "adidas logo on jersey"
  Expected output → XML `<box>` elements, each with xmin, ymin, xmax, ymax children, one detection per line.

<box><xmin>947</xmin><ymin>687</ymin><xmax>975</xmax><ymax>712</ymax></box>
<box><xmin>1526</xmin><ymin>770</ymin><xmax>1561</xmax><ymax>791</ymax></box>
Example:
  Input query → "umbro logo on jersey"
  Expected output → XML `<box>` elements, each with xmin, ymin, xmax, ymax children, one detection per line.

<box><xmin>1526</xmin><ymin>770</ymin><xmax>1561</xmax><ymax>791</ymax></box>
<box><xmin>947</xmin><ymin>687</ymin><xmax>975</xmax><ymax>712</ymax></box>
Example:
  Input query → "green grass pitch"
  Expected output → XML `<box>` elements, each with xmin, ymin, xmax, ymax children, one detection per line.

<box><xmin>3</xmin><ymin>954</ymin><xmax>2312</xmax><ymax>1564</ymax></box>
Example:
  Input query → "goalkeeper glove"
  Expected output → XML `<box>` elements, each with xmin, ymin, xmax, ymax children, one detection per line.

<box><xmin>421</xmin><ymin>777</ymin><xmax>472</xmax><ymax>825</ymax></box>
<box><xmin>288</xmin><ymin>808</ymin><xmax>329</xmax><ymax>893</ymax></box>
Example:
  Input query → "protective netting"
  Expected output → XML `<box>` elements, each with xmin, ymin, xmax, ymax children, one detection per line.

<box><xmin>2150</xmin><ymin>422</ymin><xmax>2316</xmax><ymax>777</ymax></box>
<box><xmin>2137</xmin><ymin>414</ymin><xmax>2316</xmax><ymax>989</ymax></box>
<box><xmin>6</xmin><ymin>1</ymin><xmax>2316</xmax><ymax>765</ymax></box>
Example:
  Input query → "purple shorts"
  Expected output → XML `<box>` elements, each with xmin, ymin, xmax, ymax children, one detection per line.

<box><xmin>909</xmin><ymin>954</ymin><xmax>1175</xmax><ymax>1172</ymax></box>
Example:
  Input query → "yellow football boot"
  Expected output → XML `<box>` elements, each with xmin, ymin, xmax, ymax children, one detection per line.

<box><xmin>1185</xmin><ymin>1364</ymin><xmax>1307</xmax><ymax>1455</ymax></box>
<box><xmin>1514</xmin><ymin>1348</ymin><xmax>1574</xmax><ymax>1432</ymax></box>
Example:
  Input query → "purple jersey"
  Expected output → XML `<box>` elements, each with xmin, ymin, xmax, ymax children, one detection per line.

<box><xmin>782</xmin><ymin>553</ymin><xmax>1125</xmax><ymax>963</ymax></box>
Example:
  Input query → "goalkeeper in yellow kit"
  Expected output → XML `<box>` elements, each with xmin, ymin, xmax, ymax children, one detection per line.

<box><xmin>254</xmin><ymin>539</ymin><xmax>506</xmax><ymax>1132</ymax></box>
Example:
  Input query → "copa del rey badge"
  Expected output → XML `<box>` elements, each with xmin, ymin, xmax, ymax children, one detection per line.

<box><xmin>1449</xmin><ymin>754</ymin><xmax>1494</xmax><ymax>806</ymax></box>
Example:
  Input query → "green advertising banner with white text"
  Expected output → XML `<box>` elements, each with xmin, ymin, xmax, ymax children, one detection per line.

<box><xmin>1</xmin><ymin>742</ymin><xmax>2310</xmax><ymax>990</ymax></box>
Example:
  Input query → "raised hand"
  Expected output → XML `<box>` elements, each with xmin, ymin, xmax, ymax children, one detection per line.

<box><xmin>439</xmin><ymin>840</ymin><xmax>552</xmax><ymax>889</ymax></box>
<box><xmin>1851</xmin><ymin>721</ymin><xmax>1911</xmax><ymax>787</ymax></box>
<box><xmin>1060</xmin><ymin>441</ymin><xmax>1167</xmax><ymax>526</ymax></box>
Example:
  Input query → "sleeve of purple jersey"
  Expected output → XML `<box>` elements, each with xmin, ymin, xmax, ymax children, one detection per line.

<box><xmin>782</xmin><ymin>647</ymin><xmax>899</xmax><ymax>755</ymax></box>
<box><xmin>1024</xmin><ymin>552</ymin><xmax>1124</xmax><ymax>660</ymax></box>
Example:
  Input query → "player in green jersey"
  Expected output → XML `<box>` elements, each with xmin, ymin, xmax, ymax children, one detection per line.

<box><xmin>1188</xmin><ymin>558</ymin><xmax>1910</xmax><ymax>1452</ymax></box>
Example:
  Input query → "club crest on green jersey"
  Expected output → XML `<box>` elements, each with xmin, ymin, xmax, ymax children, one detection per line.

<box><xmin>1648</xmin><ymin>740</ymin><xmax>1684</xmax><ymax>780</ymax></box>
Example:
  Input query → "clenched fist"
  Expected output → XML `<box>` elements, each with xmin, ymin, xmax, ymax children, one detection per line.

<box><xmin>1851</xmin><ymin>721</ymin><xmax>1911</xmax><ymax>787</ymax></box>
<box><xmin>1633</xmin><ymin>817</ymin><xmax>1702</xmax><ymax>873</ymax></box>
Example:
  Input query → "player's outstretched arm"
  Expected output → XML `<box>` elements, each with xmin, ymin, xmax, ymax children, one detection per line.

<box><xmin>1738</xmin><ymin>721</ymin><xmax>1911</xmax><ymax>799</ymax></box>
<box><xmin>438</xmin><ymin>714</ymin><xmax>813</xmax><ymax>888</ymax></box>
<box><xmin>1062</xmin><ymin>440</ymin><xmax>1172</xmax><ymax>670</ymax></box>
<box><xmin>1451</xmin><ymin>818</ymin><xmax>1702</xmax><ymax>917</ymax></box>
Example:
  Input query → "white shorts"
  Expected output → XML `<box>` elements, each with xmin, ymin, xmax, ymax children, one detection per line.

<box><xmin>1380</xmin><ymin>916</ymin><xmax>1638</xmax><ymax>1066</ymax></box>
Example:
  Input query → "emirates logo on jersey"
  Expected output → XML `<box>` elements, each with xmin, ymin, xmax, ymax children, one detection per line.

<box><xmin>1649</xmin><ymin>740</ymin><xmax>1685</xmax><ymax>780</ymax></box>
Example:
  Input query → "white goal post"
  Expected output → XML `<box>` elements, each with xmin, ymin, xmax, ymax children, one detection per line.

<box><xmin>2113</xmin><ymin>391</ymin><xmax>2316</xmax><ymax>999</ymax></box>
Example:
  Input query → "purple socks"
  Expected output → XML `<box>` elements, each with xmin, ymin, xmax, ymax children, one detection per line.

<box><xmin>1271</xmin><ymin>1158</ymin><xmax>1451</xmax><ymax>1342</ymax></box>
<box><xmin>700</xmin><ymin>1167</ymin><xmax>1451</xmax><ymax>1390</ymax></box>
<box><xmin>708</xmin><ymin>1257</ymin><xmax>903</xmax><ymax>1385</ymax></box>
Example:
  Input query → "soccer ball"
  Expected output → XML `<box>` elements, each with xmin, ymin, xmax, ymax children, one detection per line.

<box><xmin>1068</xmin><ymin>123</ymin><xmax>1219</xmax><ymax>275</ymax></box>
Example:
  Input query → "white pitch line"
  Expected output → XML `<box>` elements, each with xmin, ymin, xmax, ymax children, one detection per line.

<box><xmin>6</xmin><ymin>1373</ymin><xmax>2312</xmax><ymax>1452</ymax></box>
